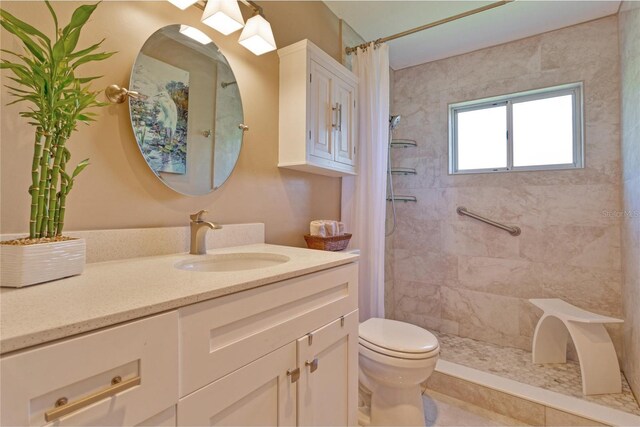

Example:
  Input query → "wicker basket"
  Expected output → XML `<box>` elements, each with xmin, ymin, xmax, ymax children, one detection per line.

<box><xmin>304</xmin><ymin>233</ymin><xmax>352</xmax><ymax>251</ymax></box>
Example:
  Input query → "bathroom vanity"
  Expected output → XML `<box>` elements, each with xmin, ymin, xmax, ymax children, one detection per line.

<box><xmin>0</xmin><ymin>244</ymin><xmax>359</xmax><ymax>426</ymax></box>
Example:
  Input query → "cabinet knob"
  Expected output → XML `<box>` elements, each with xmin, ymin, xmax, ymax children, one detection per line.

<box><xmin>55</xmin><ymin>397</ymin><xmax>68</xmax><ymax>407</ymax></box>
<box><xmin>305</xmin><ymin>358</ymin><xmax>319</xmax><ymax>373</ymax></box>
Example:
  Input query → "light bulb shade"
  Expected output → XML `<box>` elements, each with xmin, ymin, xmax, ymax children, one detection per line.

<box><xmin>179</xmin><ymin>25</ymin><xmax>213</xmax><ymax>45</ymax></box>
<box><xmin>167</xmin><ymin>0</ymin><xmax>198</xmax><ymax>10</ymax></box>
<box><xmin>201</xmin><ymin>0</ymin><xmax>244</xmax><ymax>36</ymax></box>
<box><xmin>238</xmin><ymin>14</ymin><xmax>277</xmax><ymax>56</ymax></box>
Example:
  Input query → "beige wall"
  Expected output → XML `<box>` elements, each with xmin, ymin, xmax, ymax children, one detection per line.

<box><xmin>0</xmin><ymin>1</ymin><xmax>342</xmax><ymax>247</ymax></box>
<box><xmin>389</xmin><ymin>17</ymin><xmax>624</xmax><ymax>358</ymax></box>
<box><xmin>619</xmin><ymin>1</ymin><xmax>640</xmax><ymax>398</ymax></box>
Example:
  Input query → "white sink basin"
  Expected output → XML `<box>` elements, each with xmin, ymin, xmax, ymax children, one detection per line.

<box><xmin>175</xmin><ymin>253</ymin><xmax>290</xmax><ymax>272</ymax></box>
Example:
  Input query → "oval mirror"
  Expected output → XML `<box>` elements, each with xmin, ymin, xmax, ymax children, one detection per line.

<box><xmin>129</xmin><ymin>24</ymin><xmax>245</xmax><ymax>196</ymax></box>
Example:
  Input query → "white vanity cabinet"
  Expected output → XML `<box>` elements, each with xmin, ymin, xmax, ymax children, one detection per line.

<box><xmin>178</xmin><ymin>263</ymin><xmax>359</xmax><ymax>426</ymax></box>
<box><xmin>0</xmin><ymin>259</ymin><xmax>358</xmax><ymax>427</ymax></box>
<box><xmin>278</xmin><ymin>39</ymin><xmax>358</xmax><ymax>177</ymax></box>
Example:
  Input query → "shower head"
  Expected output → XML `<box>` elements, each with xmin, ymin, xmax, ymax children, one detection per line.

<box><xmin>390</xmin><ymin>115</ymin><xmax>401</xmax><ymax>131</ymax></box>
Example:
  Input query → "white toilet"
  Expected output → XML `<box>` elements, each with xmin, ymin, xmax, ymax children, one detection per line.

<box><xmin>358</xmin><ymin>318</ymin><xmax>439</xmax><ymax>427</ymax></box>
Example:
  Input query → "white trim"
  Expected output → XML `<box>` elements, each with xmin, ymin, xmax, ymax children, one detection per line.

<box><xmin>448</xmin><ymin>82</ymin><xmax>585</xmax><ymax>175</ymax></box>
<box><xmin>435</xmin><ymin>359</ymin><xmax>640</xmax><ymax>427</ymax></box>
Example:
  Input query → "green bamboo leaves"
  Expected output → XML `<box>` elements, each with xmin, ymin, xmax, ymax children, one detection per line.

<box><xmin>1</xmin><ymin>1</ymin><xmax>115</xmax><ymax>238</ymax></box>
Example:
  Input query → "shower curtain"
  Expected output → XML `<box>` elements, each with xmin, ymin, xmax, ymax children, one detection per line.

<box><xmin>341</xmin><ymin>42</ymin><xmax>390</xmax><ymax>322</ymax></box>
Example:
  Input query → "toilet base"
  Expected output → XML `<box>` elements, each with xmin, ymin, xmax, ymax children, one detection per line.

<box><xmin>359</xmin><ymin>383</ymin><xmax>425</xmax><ymax>427</ymax></box>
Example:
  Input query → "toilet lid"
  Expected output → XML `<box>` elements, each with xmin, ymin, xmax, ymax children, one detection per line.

<box><xmin>359</xmin><ymin>318</ymin><xmax>439</xmax><ymax>354</ymax></box>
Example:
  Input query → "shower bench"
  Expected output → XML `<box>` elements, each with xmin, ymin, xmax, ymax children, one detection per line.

<box><xmin>529</xmin><ymin>298</ymin><xmax>624</xmax><ymax>396</ymax></box>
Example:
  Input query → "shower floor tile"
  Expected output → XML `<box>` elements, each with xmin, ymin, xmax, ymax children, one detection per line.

<box><xmin>434</xmin><ymin>332</ymin><xmax>640</xmax><ymax>416</ymax></box>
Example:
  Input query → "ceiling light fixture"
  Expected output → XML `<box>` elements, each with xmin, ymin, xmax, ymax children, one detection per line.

<box><xmin>179</xmin><ymin>25</ymin><xmax>213</xmax><ymax>44</ymax></box>
<box><xmin>238</xmin><ymin>10</ymin><xmax>277</xmax><ymax>56</ymax></box>
<box><xmin>201</xmin><ymin>0</ymin><xmax>245</xmax><ymax>35</ymax></box>
<box><xmin>167</xmin><ymin>0</ymin><xmax>198</xmax><ymax>10</ymax></box>
<box><xmin>171</xmin><ymin>0</ymin><xmax>278</xmax><ymax>56</ymax></box>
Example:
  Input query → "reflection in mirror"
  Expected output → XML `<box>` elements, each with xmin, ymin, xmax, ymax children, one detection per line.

<box><xmin>129</xmin><ymin>24</ymin><xmax>244</xmax><ymax>196</ymax></box>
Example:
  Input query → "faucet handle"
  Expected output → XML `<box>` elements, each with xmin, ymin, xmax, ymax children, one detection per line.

<box><xmin>190</xmin><ymin>210</ymin><xmax>208</xmax><ymax>222</ymax></box>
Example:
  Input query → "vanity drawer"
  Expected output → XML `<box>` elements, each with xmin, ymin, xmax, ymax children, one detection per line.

<box><xmin>1</xmin><ymin>311</ymin><xmax>178</xmax><ymax>427</ymax></box>
<box><xmin>179</xmin><ymin>262</ymin><xmax>358</xmax><ymax>396</ymax></box>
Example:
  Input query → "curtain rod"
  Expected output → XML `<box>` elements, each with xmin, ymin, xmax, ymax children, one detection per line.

<box><xmin>345</xmin><ymin>0</ymin><xmax>514</xmax><ymax>55</ymax></box>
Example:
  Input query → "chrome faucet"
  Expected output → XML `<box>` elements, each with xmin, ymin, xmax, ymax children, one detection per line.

<box><xmin>189</xmin><ymin>210</ymin><xmax>222</xmax><ymax>255</ymax></box>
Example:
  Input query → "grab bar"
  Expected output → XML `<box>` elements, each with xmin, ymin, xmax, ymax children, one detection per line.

<box><xmin>456</xmin><ymin>206</ymin><xmax>521</xmax><ymax>236</ymax></box>
<box><xmin>387</xmin><ymin>195</ymin><xmax>417</xmax><ymax>203</ymax></box>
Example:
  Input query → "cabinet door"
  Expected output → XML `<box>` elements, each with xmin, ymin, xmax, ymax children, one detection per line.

<box><xmin>333</xmin><ymin>78</ymin><xmax>357</xmax><ymax>167</ymax></box>
<box><xmin>136</xmin><ymin>406</ymin><xmax>176</xmax><ymax>427</ymax></box>
<box><xmin>178</xmin><ymin>342</ymin><xmax>296</xmax><ymax>427</ymax></box>
<box><xmin>309</xmin><ymin>60</ymin><xmax>334</xmax><ymax>161</ymax></box>
<box><xmin>297</xmin><ymin>310</ymin><xmax>359</xmax><ymax>426</ymax></box>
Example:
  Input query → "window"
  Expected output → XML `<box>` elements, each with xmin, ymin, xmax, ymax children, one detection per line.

<box><xmin>448</xmin><ymin>83</ymin><xmax>583</xmax><ymax>174</ymax></box>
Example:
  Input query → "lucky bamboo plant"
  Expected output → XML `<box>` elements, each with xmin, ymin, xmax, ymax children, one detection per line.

<box><xmin>0</xmin><ymin>1</ymin><xmax>114</xmax><ymax>240</ymax></box>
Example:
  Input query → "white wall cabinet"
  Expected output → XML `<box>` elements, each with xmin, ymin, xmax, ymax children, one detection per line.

<box><xmin>1</xmin><ymin>263</ymin><xmax>359</xmax><ymax>427</ymax></box>
<box><xmin>278</xmin><ymin>39</ymin><xmax>358</xmax><ymax>177</ymax></box>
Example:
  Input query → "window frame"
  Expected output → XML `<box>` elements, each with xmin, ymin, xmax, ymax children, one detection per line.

<box><xmin>448</xmin><ymin>82</ymin><xmax>584</xmax><ymax>175</ymax></box>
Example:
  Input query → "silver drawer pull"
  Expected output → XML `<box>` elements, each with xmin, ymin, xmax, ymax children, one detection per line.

<box><xmin>44</xmin><ymin>376</ymin><xmax>141</xmax><ymax>422</ymax></box>
<box><xmin>305</xmin><ymin>358</ymin><xmax>319</xmax><ymax>373</ymax></box>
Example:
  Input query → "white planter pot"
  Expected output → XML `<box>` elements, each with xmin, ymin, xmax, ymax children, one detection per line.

<box><xmin>0</xmin><ymin>238</ymin><xmax>86</xmax><ymax>288</ymax></box>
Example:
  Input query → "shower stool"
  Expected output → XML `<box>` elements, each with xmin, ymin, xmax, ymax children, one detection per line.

<box><xmin>529</xmin><ymin>298</ymin><xmax>624</xmax><ymax>396</ymax></box>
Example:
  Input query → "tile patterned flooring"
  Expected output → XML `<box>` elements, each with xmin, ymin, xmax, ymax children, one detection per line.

<box><xmin>434</xmin><ymin>332</ymin><xmax>640</xmax><ymax>416</ymax></box>
<box><xmin>423</xmin><ymin>390</ymin><xmax>528</xmax><ymax>426</ymax></box>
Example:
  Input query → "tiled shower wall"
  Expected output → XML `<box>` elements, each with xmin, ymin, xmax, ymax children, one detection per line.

<box><xmin>619</xmin><ymin>2</ymin><xmax>640</xmax><ymax>398</ymax></box>
<box><xmin>387</xmin><ymin>16</ymin><xmax>624</xmax><ymax>357</ymax></box>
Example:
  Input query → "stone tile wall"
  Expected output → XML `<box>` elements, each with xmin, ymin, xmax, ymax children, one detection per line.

<box><xmin>619</xmin><ymin>1</ymin><xmax>640</xmax><ymax>399</ymax></box>
<box><xmin>388</xmin><ymin>17</ymin><xmax>624</xmax><ymax>358</ymax></box>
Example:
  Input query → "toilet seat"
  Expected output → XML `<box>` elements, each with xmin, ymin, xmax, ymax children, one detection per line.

<box><xmin>359</xmin><ymin>318</ymin><xmax>440</xmax><ymax>360</ymax></box>
<box><xmin>359</xmin><ymin>338</ymin><xmax>439</xmax><ymax>360</ymax></box>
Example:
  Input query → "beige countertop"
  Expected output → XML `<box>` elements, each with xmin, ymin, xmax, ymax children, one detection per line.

<box><xmin>0</xmin><ymin>244</ymin><xmax>358</xmax><ymax>355</ymax></box>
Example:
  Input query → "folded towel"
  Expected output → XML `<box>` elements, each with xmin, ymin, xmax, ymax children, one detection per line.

<box><xmin>310</xmin><ymin>220</ymin><xmax>327</xmax><ymax>237</ymax></box>
<box><xmin>324</xmin><ymin>220</ymin><xmax>338</xmax><ymax>237</ymax></box>
<box><xmin>310</xmin><ymin>219</ymin><xmax>345</xmax><ymax>237</ymax></box>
